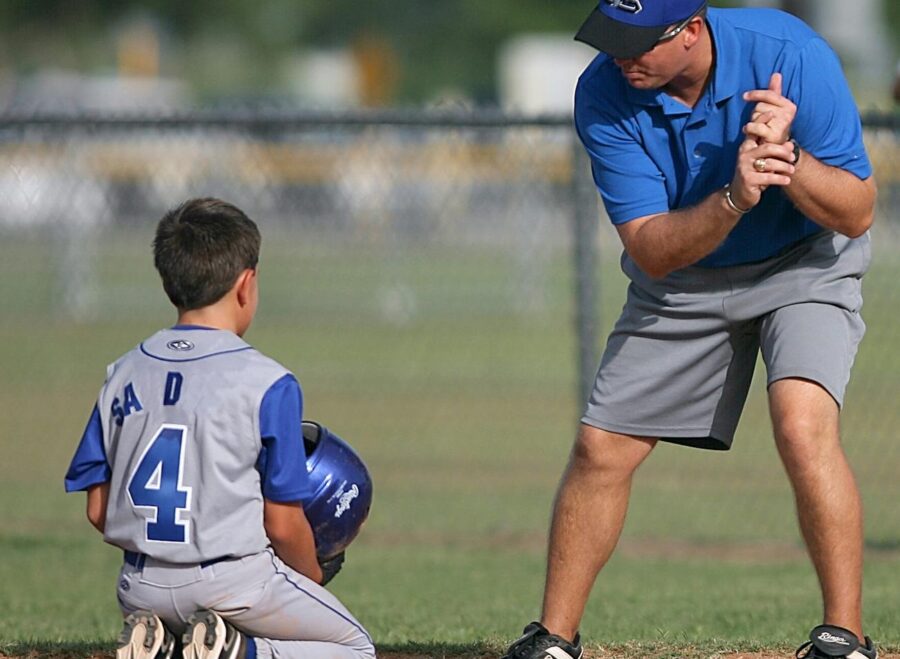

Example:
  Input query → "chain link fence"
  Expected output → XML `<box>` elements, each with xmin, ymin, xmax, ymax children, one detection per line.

<box><xmin>1</xmin><ymin>110</ymin><xmax>897</xmax><ymax>549</ymax></box>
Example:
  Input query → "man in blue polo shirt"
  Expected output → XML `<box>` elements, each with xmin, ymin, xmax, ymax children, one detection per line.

<box><xmin>502</xmin><ymin>3</ymin><xmax>878</xmax><ymax>659</ymax></box>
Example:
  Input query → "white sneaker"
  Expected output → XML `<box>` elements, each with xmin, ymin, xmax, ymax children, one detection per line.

<box><xmin>116</xmin><ymin>611</ymin><xmax>176</xmax><ymax>659</ymax></box>
<box><xmin>796</xmin><ymin>625</ymin><xmax>878</xmax><ymax>659</ymax></box>
<box><xmin>182</xmin><ymin>610</ymin><xmax>247</xmax><ymax>659</ymax></box>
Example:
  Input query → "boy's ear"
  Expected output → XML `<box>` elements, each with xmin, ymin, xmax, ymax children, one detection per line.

<box><xmin>235</xmin><ymin>268</ymin><xmax>256</xmax><ymax>306</ymax></box>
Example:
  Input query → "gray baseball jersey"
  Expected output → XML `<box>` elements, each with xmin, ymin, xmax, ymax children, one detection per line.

<box><xmin>66</xmin><ymin>326</ymin><xmax>374</xmax><ymax>658</ymax></box>
<box><xmin>68</xmin><ymin>326</ymin><xmax>309</xmax><ymax>563</ymax></box>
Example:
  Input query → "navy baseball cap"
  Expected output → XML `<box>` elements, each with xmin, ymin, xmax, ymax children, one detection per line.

<box><xmin>575</xmin><ymin>0</ymin><xmax>707</xmax><ymax>59</ymax></box>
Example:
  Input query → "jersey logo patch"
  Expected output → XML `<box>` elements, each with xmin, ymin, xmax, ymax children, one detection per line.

<box><xmin>167</xmin><ymin>339</ymin><xmax>195</xmax><ymax>352</ymax></box>
<box><xmin>606</xmin><ymin>0</ymin><xmax>642</xmax><ymax>14</ymax></box>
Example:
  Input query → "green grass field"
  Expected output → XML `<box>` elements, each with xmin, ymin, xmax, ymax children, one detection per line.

<box><xmin>1</xmin><ymin>226</ymin><xmax>899</xmax><ymax>657</ymax></box>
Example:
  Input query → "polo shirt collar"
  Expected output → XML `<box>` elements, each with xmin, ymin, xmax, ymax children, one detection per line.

<box><xmin>623</xmin><ymin>10</ymin><xmax>741</xmax><ymax>112</ymax></box>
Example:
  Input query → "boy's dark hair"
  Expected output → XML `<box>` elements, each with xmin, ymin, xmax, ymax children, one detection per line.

<box><xmin>153</xmin><ymin>198</ymin><xmax>261</xmax><ymax>310</ymax></box>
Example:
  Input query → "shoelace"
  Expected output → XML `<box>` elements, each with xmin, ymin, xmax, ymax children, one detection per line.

<box><xmin>509</xmin><ymin>633</ymin><xmax>543</xmax><ymax>658</ymax></box>
<box><xmin>508</xmin><ymin>628</ymin><xmax>555</xmax><ymax>659</ymax></box>
<box><xmin>795</xmin><ymin>640</ymin><xmax>814</xmax><ymax>658</ymax></box>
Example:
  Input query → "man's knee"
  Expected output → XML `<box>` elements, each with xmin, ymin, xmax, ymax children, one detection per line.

<box><xmin>770</xmin><ymin>380</ymin><xmax>840</xmax><ymax>452</ymax></box>
<box><xmin>569</xmin><ymin>424</ymin><xmax>655</xmax><ymax>480</ymax></box>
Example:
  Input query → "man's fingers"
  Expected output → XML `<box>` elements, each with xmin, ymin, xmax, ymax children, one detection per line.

<box><xmin>742</xmin><ymin>90</ymin><xmax>787</xmax><ymax>106</ymax></box>
<box><xmin>743</xmin><ymin>120</ymin><xmax>780</xmax><ymax>142</ymax></box>
<box><xmin>748</xmin><ymin>101</ymin><xmax>780</xmax><ymax>116</ymax></box>
<box><xmin>768</xmin><ymin>72</ymin><xmax>782</xmax><ymax>95</ymax></box>
<box><xmin>758</xmin><ymin>172</ymin><xmax>792</xmax><ymax>187</ymax></box>
<box><xmin>752</xmin><ymin>141</ymin><xmax>797</xmax><ymax>162</ymax></box>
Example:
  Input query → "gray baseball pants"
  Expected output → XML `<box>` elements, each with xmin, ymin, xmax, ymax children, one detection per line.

<box><xmin>117</xmin><ymin>549</ymin><xmax>375</xmax><ymax>659</ymax></box>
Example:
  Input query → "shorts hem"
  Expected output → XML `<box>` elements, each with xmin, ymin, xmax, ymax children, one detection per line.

<box><xmin>580</xmin><ymin>416</ymin><xmax>733</xmax><ymax>450</ymax></box>
<box><xmin>580</xmin><ymin>416</ymin><xmax>714</xmax><ymax>439</ymax></box>
<box><xmin>766</xmin><ymin>369</ymin><xmax>844</xmax><ymax>407</ymax></box>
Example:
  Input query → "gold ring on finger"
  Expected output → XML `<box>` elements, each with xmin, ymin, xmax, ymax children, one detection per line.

<box><xmin>753</xmin><ymin>158</ymin><xmax>767</xmax><ymax>173</ymax></box>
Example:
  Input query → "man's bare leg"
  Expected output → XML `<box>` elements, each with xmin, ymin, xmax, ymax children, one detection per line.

<box><xmin>769</xmin><ymin>378</ymin><xmax>865</xmax><ymax>640</ymax></box>
<box><xmin>540</xmin><ymin>424</ymin><xmax>656</xmax><ymax>641</ymax></box>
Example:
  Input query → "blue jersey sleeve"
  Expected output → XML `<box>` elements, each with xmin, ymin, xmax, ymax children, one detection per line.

<box><xmin>574</xmin><ymin>67</ymin><xmax>671</xmax><ymax>225</ymax></box>
<box><xmin>64</xmin><ymin>404</ymin><xmax>111</xmax><ymax>492</ymax></box>
<box><xmin>784</xmin><ymin>38</ymin><xmax>872</xmax><ymax>179</ymax></box>
<box><xmin>256</xmin><ymin>374</ymin><xmax>313</xmax><ymax>502</ymax></box>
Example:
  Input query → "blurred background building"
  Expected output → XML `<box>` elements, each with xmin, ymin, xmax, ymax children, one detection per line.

<box><xmin>0</xmin><ymin>0</ymin><xmax>896</xmax><ymax>114</ymax></box>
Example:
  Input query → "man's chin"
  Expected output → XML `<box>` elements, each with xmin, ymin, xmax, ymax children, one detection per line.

<box><xmin>625</xmin><ymin>79</ymin><xmax>658</xmax><ymax>91</ymax></box>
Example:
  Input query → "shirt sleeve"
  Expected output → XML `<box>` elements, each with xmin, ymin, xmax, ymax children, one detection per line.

<box><xmin>64</xmin><ymin>404</ymin><xmax>111</xmax><ymax>492</ymax></box>
<box><xmin>574</xmin><ymin>71</ymin><xmax>671</xmax><ymax>225</ymax></box>
<box><xmin>256</xmin><ymin>373</ymin><xmax>312</xmax><ymax>502</ymax></box>
<box><xmin>784</xmin><ymin>38</ymin><xmax>872</xmax><ymax>179</ymax></box>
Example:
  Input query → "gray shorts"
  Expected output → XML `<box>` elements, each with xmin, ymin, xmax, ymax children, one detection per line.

<box><xmin>581</xmin><ymin>230</ymin><xmax>870</xmax><ymax>450</ymax></box>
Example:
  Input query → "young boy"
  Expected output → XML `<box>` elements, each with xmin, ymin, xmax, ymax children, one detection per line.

<box><xmin>64</xmin><ymin>198</ymin><xmax>375</xmax><ymax>659</ymax></box>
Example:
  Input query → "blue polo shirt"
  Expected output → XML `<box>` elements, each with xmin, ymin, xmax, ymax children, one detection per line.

<box><xmin>574</xmin><ymin>7</ymin><xmax>871</xmax><ymax>268</ymax></box>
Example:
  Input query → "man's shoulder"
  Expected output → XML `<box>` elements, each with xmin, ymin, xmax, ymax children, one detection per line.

<box><xmin>577</xmin><ymin>53</ymin><xmax>620</xmax><ymax>91</ymax></box>
<box><xmin>575</xmin><ymin>55</ymin><xmax>630</xmax><ymax>119</ymax></box>
<box><xmin>712</xmin><ymin>7</ymin><xmax>821</xmax><ymax>49</ymax></box>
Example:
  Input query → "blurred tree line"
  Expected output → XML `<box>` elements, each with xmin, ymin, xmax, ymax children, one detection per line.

<box><xmin>0</xmin><ymin>0</ymin><xmax>895</xmax><ymax>105</ymax></box>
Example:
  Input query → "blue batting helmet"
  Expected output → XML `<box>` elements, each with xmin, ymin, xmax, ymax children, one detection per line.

<box><xmin>301</xmin><ymin>420</ymin><xmax>373</xmax><ymax>559</ymax></box>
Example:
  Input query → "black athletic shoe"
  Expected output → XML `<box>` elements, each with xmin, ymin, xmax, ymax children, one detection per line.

<box><xmin>116</xmin><ymin>611</ymin><xmax>177</xmax><ymax>659</ymax></box>
<box><xmin>182</xmin><ymin>610</ymin><xmax>247</xmax><ymax>659</ymax></box>
<box><xmin>795</xmin><ymin>624</ymin><xmax>878</xmax><ymax>659</ymax></box>
<box><xmin>502</xmin><ymin>621</ymin><xmax>583</xmax><ymax>659</ymax></box>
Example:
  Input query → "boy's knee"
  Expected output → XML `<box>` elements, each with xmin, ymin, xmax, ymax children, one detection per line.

<box><xmin>350</xmin><ymin>636</ymin><xmax>376</xmax><ymax>659</ymax></box>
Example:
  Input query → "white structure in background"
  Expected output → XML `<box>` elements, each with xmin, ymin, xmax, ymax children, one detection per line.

<box><xmin>0</xmin><ymin>163</ymin><xmax>110</xmax><ymax>319</ymax></box>
<box><xmin>8</xmin><ymin>70</ymin><xmax>189</xmax><ymax>113</ymax></box>
<box><xmin>498</xmin><ymin>34</ymin><xmax>597</xmax><ymax>114</ymax></box>
<box><xmin>283</xmin><ymin>49</ymin><xmax>360</xmax><ymax>107</ymax></box>
<box><xmin>497</xmin><ymin>36</ymin><xmax>598</xmax><ymax>313</ymax></box>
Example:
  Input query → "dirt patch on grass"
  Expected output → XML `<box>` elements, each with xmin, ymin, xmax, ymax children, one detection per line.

<box><xmin>376</xmin><ymin>653</ymin><xmax>900</xmax><ymax>659</ymax></box>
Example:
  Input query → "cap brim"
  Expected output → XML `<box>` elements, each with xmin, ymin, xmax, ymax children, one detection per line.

<box><xmin>574</xmin><ymin>8</ymin><xmax>668</xmax><ymax>59</ymax></box>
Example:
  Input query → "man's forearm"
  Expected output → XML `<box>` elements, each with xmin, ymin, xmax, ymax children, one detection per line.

<box><xmin>783</xmin><ymin>149</ymin><xmax>875</xmax><ymax>237</ymax></box>
<box><xmin>620</xmin><ymin>187</ymin><xmax>745</xmax><ymax>279</ymax></box>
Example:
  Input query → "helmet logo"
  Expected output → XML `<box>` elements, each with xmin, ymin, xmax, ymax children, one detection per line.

<box><xmin>605</xmin><ymin>0</ymin><xmax>643</xmax><ymax>13</ymax></box>
<box><xmin>334</xmin><ymin>484</ymin><xmax>359</xmax><ymax>518</ymax></box>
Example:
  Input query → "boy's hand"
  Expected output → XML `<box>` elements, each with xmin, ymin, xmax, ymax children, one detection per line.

<box><xmin>319</xmin><ymin>551</ymin><xmax>345</xmax><ymax>586</ymax></box>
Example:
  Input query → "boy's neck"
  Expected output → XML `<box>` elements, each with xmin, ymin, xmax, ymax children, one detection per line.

<box><xmin>176</xmin><ymin>307</ymin><xmax>243</xmax><ymax>336</ymax></box>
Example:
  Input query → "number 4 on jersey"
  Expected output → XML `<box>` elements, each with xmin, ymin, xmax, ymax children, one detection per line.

<box><xmin>127</xmin><ymin>424</ymin><xmax>193</xmax><ymax>543</ymax></box>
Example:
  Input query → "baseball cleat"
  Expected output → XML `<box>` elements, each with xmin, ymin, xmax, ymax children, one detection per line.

<box><xmin>795</xmin><ymin>624</ymin><xmax>878</xmax><ymax>659</ymax></box>
<box><xmin>182</xmin><ymin>610</ymin><xmax>247</xmax><ymax>659</ymax></box>
<box><xmin>502</xmin><ymin>621</ymin><xmax>583</xmax><ymax>659</ymax></box>
<box><xmin>116</xmin><ymin>611</ymin><xmax>176</xmax><ymax>659</ymax></box>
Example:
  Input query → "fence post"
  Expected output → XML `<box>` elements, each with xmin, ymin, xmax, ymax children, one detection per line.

<box><xmin>570</xmin><ymin>137</ymin><xmax>600</xmax><ymax>407</ymax></box>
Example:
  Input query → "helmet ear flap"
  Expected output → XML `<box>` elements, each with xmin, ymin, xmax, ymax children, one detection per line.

<box><xmin>301</xmin><ymin>420</ymin><xmax>373</xmax><ymax>560</ymax></box>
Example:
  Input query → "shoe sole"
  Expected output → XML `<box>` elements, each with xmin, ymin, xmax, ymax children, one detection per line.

<box><xmin>182</xmin><ymin>610</ymin><xmax>227</xmax><ymax>659</ymax></box>
<box><xmin>116</xmin><ymin>611</ymin><xmax>168</xmax><ymax>659</ymax></box>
